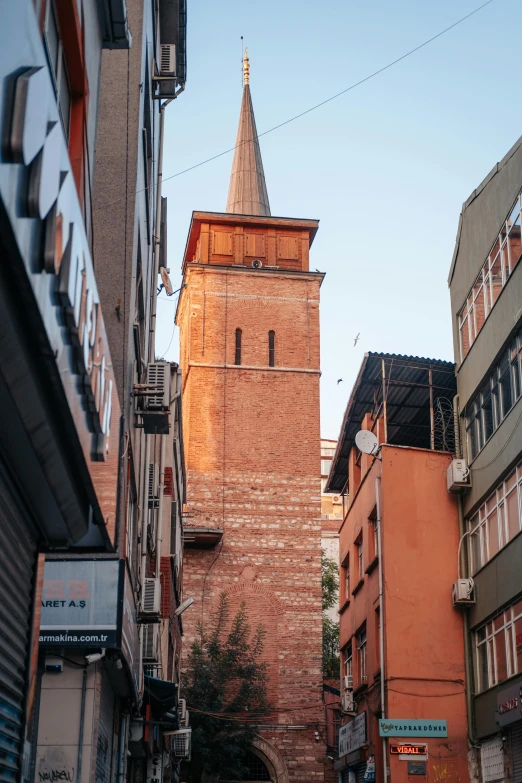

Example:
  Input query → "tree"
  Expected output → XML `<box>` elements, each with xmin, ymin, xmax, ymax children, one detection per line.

<box><xmin>182</xmin><ymin>595</ymin><xmax>271</xmax><ymax>782</ymax></box>
<box><xmin>322</xmin><ymin>550</ymin><xmax>340</xmax><ymax>678</ymax></box>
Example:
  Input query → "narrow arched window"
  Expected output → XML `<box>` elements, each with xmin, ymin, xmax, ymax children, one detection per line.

<box><xmin>235</xmin><ymin>328</ymin><xmax>242</xmax><ymax>365</ymax></box>
<box><xmin>268</xmin><ymin>330</ymin><xmax>275</xmax><ymax>367</ymax></box>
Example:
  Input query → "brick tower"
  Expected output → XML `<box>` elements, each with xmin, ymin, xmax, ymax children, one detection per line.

<box><xmin>177</xmin><ymin>51</ymin><xmax>325</xmax><ymax>783</ymax></box>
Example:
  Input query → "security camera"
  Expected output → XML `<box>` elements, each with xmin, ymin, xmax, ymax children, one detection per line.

<box><xmin>85</xmin><ymin>649</ymin><xmax>106</xmax><ymax>665</ymax></box>
<box><xmin>174</xmin><ymin>597</ymin><xmax>194</xmax><ymax>616</ymax></box>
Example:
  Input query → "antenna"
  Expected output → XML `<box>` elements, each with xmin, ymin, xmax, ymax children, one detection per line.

<box><xmin>158</xmin><ymin>266</ymin><xmax>174</xmax><ymax>296</ymax></box>
<box><xmin>355</xmin><ymin>430</ymin><xmax>381</xmax><ymax>459</ymax></box>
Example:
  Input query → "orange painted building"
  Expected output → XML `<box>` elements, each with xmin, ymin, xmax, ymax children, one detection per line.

<box><xmin>326</xmin><ymin>353</ymin><xmax>470</xmax><ymax>783</ymax></box>
<box><xmin>176</xmin><ymin>54</ymin><xmax>326</xmax><ymax>782</ymax></box>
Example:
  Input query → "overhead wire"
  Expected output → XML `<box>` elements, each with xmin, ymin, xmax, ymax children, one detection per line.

<box><xmin>95</xmin><ymin>0</ymin><xmax>498</xmax><ymax>212</ymax></box>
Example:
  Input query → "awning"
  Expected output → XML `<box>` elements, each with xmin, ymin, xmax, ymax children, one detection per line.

<box><xmin>143</xmin><ymin>675</ymin><xmax>178</xmax><ymax>719</ymax></box>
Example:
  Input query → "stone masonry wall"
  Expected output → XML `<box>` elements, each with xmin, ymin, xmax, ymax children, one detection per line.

<box><xmin>178</xmin><ymin>264</ymin><xmax>326</xmax><ymax>782</ymax></box>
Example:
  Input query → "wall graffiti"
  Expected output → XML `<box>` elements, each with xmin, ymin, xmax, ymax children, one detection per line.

<box><xmin>38</xmin><ymin>769</ymin><xmax>74</xmax><ymax>782</ymax></box>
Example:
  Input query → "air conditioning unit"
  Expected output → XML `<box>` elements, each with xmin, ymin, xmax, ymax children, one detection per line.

<box><xmin>142</xmin><ymin>624</ymin><xmax>159</xmax><ymax>662</ymax></box>
<box><xmin>146</xmin><ymin>363</ymin><xmax>171</xmax><ymax>410</ymax></box>
<box><xmin>341</xmin><ymin>691</ymin><xmax>356</xmax><ymax>715</ymax></box>
<box><xmin>177</xmin><ymin>700</ymin><xmax>190</xmax><ymax>729</ymax></box>
<box><xmin>159</xmin><ymin>44</ymin><xmax>176</xmax><ymax>76</ymax></box>
<box><xmin>447</xmin><ymin>459</ymin><xmax>470</xmax><ymax>493</ymax></box>
<box><xmin>169</xmin><ymin>728</ymin><xmax>191</xmax><ymax>760</ymax></box>
<box><xmin>452</xmin><ymin>578</ymin><xmax>475</xmax><ymax>608</ymax></box>
<box><xmin>343</xmin><ymin>675</ymin><xmax>353</xmax><ymax>690</ymax></box>
<box><xmin>148</xmin><ymin>463</ymin><xmax>159</xmax><ymax>509</ymax></box>
<box><xmin>252</xmin><ymin>259</ymin><xmax>263</xmax><ymax>269</ymax></box>
<box><xmin>333</xmin><ymin>496</ymin><xmax>341</xmax><ymax>504</ymax></box>
<box><xmin>141</xmin><ymin>577</ymin><xmax>161</xmax><ymax>616</ymax></box>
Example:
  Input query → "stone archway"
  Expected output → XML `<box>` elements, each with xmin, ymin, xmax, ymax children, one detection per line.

<box><xmin>201</xmin><ymin>735</ymin><xmax>290</xmax><ymax>783</ymax></box>
<box><xmin>250</xmin><ymin>736</ymin><xmax>290</xmax><ymax>783</ymax></box>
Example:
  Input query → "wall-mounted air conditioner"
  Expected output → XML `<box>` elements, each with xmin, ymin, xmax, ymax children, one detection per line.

<box><xmin>159</xmin><ymin>44</ymin><xmax>176</xmax><ymax>76</ymax></box>
<box><xmin>169</xmin><ymin>729</ymin><xmax>192</xmax><ymax>760</ymax></box>
<box><xmin>447</xmin><ymin>459</ymin><xmax>470</xmax><ymax>493</ymax></box>
<box><xmin>178</xmin><ymin>699</ymin><xmax>190</xmax><ymax>728</ymax></box>
<box><xmin>142</xmin><ymin>623</ymin><xmax>159</xmax><ymax>662</ymax></box>
<box><xmin>146</xmin><ymin>363</ymin><xmax>171</xmax><ymax>410</ymax></box>
<box><xmin>343</xmin><ymin>675</ymin><xmax>353</xmax><ymax>690</ymax></box>
<box><xmin>341</xmin><ymin>691</ymin><xmax>356</xmax><ymax>715</ymax></box>
<box><xmin>141</xmin><ymin>577</ymin><xmax>161</xmax><ymax>617</ymax></box>
<box><xmin>452</xmin><ymin>578</ymin><xmax>475</xmax><ymax>608</ymax></box>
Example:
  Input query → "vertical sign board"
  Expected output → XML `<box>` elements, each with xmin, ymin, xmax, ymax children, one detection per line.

<box><xmin>40</xmin><ymin>559</ymin><xmax>121</xmax><ymax>646</ymax></box>
<box><xmin>40</xmin><ymin>559</ymin><xmax>140</xmax><ymax>702</ymax></box>
<box><xmin>339</xmin><ymin>712</ymin><xmax>367</xmax><ymax>757</ymax></box>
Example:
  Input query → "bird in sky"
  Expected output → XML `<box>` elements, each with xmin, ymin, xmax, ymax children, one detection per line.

<box><xmin>337</xmin><ymin>378</ymin><xmax>343</xmax><ymax>385</ymax></box>
<box><xmin>354</xmin><ymin>333</ymin><xmax>360</xmax><ymax>346</ymax></box>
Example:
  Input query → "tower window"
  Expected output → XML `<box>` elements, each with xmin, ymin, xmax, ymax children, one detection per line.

<box><xmin>235</xmin><ymin>328</ymin><xmax>242</xmax><ymax>365</ymax></box>
<box><xmin>268</xmin><ymin>330</ymin><xmax>275</xmax><ymax>367</ymax></box>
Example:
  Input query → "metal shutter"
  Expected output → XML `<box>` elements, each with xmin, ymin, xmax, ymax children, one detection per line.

<box><xmin>95</xmin><ymin>669</ymin><xmax>116</xmax><ymax>783</ymax></box>
<box><xmin>0</xmin><ymin>462</ymin><xmax>37</xmax><ymax>783</ymax></box>
<box><xmin>481</xmin><ymin>736</ymin><xmax>504</xmax><ymax>783</ymax></box>
<box><xmin>512</xmin><ymin>723</ymin><xmax>522</xmax><ymax>783</ymax></box>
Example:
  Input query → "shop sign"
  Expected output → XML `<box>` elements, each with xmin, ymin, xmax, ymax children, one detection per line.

<box><xmin>390</xmin><ymin>744</ymin><xmax>428</xmax><ymax>761</ymax></box>
<box><xmin>496</xmin><ymin>682</ymin><xmax>522</xmax><ymax>727</ymax></box>
<box><xmin>339</xmin><ymin>712</ymin><xmax>367</xmax><ymax>757</ymax></box>
<box><xmin>0</xmin><ymin>3</ymin><xmax>120</xmax><ymax>534</ymax></box>
<box><xmin>379</xmin><ymin>719</ymin><xmax>447</xmax><ymax>737</ymax></box>
<box><xmin>40</xmin><ymin>559</ymin><xmax>140</xmax><ymax>700</ymax></box>
<box><xmin>364</xmin><ymin>756</ymin><xmax>376</xmax><ymax>782</ymax></box>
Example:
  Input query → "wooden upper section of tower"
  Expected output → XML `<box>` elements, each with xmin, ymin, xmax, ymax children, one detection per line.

<box><xmin>181</xmin><ymin>211</ymin><xmax>319</xmax><ymax>274</ymax></box>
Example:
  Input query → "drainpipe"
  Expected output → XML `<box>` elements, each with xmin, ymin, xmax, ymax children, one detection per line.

<box><xmin>150</xmin><ymin>97</ymin><xmax>174</xmax><ymax>350</ymax></box>
<box><xmin>375</xmin><ymin>475</ymin><xmax>387</xmax><ymax>783</ymax></box>
<box><xmin>76</xmin><ymin>668</ymin><xmax>88</xmax><ymax>783</ymax></box>
<box><xmin>453</xmin><ymin>394</ymin><xmax>475</xmax><ymax>745</ymax></box>
<box><xmin>117</xmin><ymin>713</ymin><xmax>128</xmax><ymax>783</ymax></box>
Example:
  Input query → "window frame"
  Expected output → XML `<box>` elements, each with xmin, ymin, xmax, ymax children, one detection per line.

<box><xmin>268</xmin><ymin>330</ymin><xmax>275</xmax><ymax>367</ymax></box>
<box><xmin>475</xmin><ymin>599</ymin><xmax>522</xmax><ymax>693</ymax></box>
<box><xmin>234</xmin><ymin>328</ymin><xmax>242</xmax><ymax>365</ymax></box>
<box><xmin>356</xmin><ymin>626</ymin><xmax>367</xmax><ymax>685</ymax></box>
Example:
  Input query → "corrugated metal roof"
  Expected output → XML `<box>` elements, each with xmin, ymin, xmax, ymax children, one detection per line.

<box><xmin>325</xmin><ymin>353</ymin><xmax>456</xmax><ymax>493</ymax></box>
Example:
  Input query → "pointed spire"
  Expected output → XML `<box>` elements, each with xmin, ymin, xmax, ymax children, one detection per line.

<box><xmin>226</xmin><ymin>50</ymin><xmax>271</xmax><ymax>216</ymax></box>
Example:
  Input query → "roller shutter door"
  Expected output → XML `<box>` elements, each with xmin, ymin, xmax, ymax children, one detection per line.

<box><xmin>512</xmin><ymin>723</ymin><xmax>522</xmax><ymax>783</ymax></box>
<box><xmin>0</xmin><ymin>460</ymin><xmax>37</xmax><ymax>783</ymax></box>
<box><xmin>95</xmin><ymin>668</ymin><xmax>116</xmax><ymax>783</ymax></box>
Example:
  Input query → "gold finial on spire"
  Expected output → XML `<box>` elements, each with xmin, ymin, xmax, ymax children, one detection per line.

<box><xmin>243</xmin><ymin>48</ymin><xmax>250</xmax><ymax>86</ymax></box>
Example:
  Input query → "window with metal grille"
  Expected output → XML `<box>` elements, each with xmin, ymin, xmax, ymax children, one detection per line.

<box><xmin>480</xmin><ymin>736</ymin><xmax>504</xmax><ymax>783</ymax></box>
<box><xmin>268</xmin><ymin>330</ymin><xmax>275</xmax><ymax>367</ymax></box>
<box><xmin>235</xmin><ymin>328</ymin><xmax>242</xmax><ymax>365</ymax></box>
<box><xmin>221</xmin><ymin>750</ymin><xmax>271</xmax><ymax>781</ymax></box>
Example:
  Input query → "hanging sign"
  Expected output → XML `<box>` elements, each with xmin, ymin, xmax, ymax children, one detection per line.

<box><xmin>379</xmin><ymin>719</ymin><xmax>447</xmax><ymax>737</ymax></box>
<box><xmin>363</xmin><ymin>755</ymin><xmax>376</xmax><ymax>782</ymax></box>
<box><xmin>390</xmin><ymin>744</ymin><xmax>428</xmax><ymax>761</ymax></box>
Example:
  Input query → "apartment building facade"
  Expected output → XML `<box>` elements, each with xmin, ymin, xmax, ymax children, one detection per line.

<box><xmin>326</xmin><ymin>353</ymin><xmax>468</xmax><ymax>783</ymax></box>
<box><xmin>449</xmin><ymin>136</ymin><xmax>522</xmax><ymax>782</ymax></box>
<box><xmin>0</xmin><ymin>1</ymin><xmax>188</xmax><ymax>780</ymax></box>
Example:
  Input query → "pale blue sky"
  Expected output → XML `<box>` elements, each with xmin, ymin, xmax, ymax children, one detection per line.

<box><xmin>156</xmin><ymin>0</ymin><xmax>522</xmax><ymax>440</ymax></box>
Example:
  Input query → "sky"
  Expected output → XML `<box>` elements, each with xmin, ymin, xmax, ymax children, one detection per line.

<box><xmin>155</xmin><ymin>0</ymin><xmax>522</xmax><ymax>440</ymax></box>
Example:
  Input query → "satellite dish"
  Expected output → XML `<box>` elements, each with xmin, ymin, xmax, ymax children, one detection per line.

<box><xmin>159</xmin><ymin>266</ymin><xmax>174</xmax><ymax>296</ymax></box>
<box><xmin>355</xmin><ymin>430</ymin><xmax>379</xmax><ymax>456</ymax></box>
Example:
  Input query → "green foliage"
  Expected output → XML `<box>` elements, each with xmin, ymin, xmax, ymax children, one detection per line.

<box><xmin>321</xmin><ymin>550</ymin><xmax>340</xmax><ymax>678</ymax></box>
<box><xmin>182</xmin><ymin>595</ymin><xmax>271</xmax><ymax>783</ymax></box>
<box><xmin>321</xmin><ymin>549</ymin><xmax>339</xmax><ymax>611</ymax></box>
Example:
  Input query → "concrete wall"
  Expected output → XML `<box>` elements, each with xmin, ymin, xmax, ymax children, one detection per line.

<box><xmin>36</xmin><ymin>659</ymin><xmax>99</xmax><ymax>783</ymax></box>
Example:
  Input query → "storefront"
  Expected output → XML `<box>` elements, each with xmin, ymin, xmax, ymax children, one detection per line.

<box><xmin>495</xmin><ymin>681</ymin><xmax>522</xmax><ymax>783</ymax></box>
<box><xmin>0</xmin><ymin>4</ymin><xmax>121</xmax><ymax>781</ymax></box>
<box><xmin>336</xmin><ymin>712</ymin><xmax>369</xmax><ymax>783</ymax></box>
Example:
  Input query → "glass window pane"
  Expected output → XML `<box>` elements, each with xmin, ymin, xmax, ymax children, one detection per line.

<box><xmin>460</xmin><ymin>315</ymin><xmax>470</xmax><ymax>358</ymax></box>
<box><xmin>488</xmin><ymin>638</ymin><xmax>496</xmax><ymax>685</ymax></box>
<box><xmin>506</xmin><ymin>487</ymin><xmax>521</xmax><ymax>541</ymax></box>
<box><xmin>511</xmin><ymin>341</ymin><xmax>521</xmax><ymax>402</ymax></box>
<box><xmin>508</xmin><ymin>214</ymin><xmax>522</xmax><ymax>274</ymax></box>
<box><xmin>495</xmin><ymin>630</ymin><xmax>508</xmax><ymax>682</ymax></box>
<box><xmin>515</xmin><ymin>617</ymin><xmax>522</xmax><ymax>675</ymax></box>
<box><xmin>477</xmin><ymin>642</ymin><xmax>488</xmax><ymax>692</ymax></box>
<box><xmin>488</xmin><ymin>508</ymin><xmax>499</xmax><ymax>559</ymax></box>
<box><xmin>473</xmin><ymin>279</ymin><xmax>485</xmax><ymax>333</ymax></box>
<box><xmin>490</xmin><ymin>253</ymin><xmax>503</xmax><ymax>305</ymax></box>
<box><xmin>499</xmin><ymin>355</ymin><xmax>513</xmax><ymax>417</ymax></box>
<box><xmin>471</xmin><ymin>526</ymin><xmax>482</xmax><ymax>572</ymax></box>
<box><xmin>482</xmin><ymin>389</ymin><xmax>493</xmax><ymax>441</ymax></box>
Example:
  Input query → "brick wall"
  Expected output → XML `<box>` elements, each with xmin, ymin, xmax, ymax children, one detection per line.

<box><xmin>178</xmin><ymin>262</ymin><xmax>326</xmax><ymax>782</ymax></box>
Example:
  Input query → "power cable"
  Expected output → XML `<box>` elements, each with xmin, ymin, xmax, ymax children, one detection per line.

<box><xmin>95</xmin><ymin>0</ymin><xmax>498</xmax><ymax>212</ymax></box>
